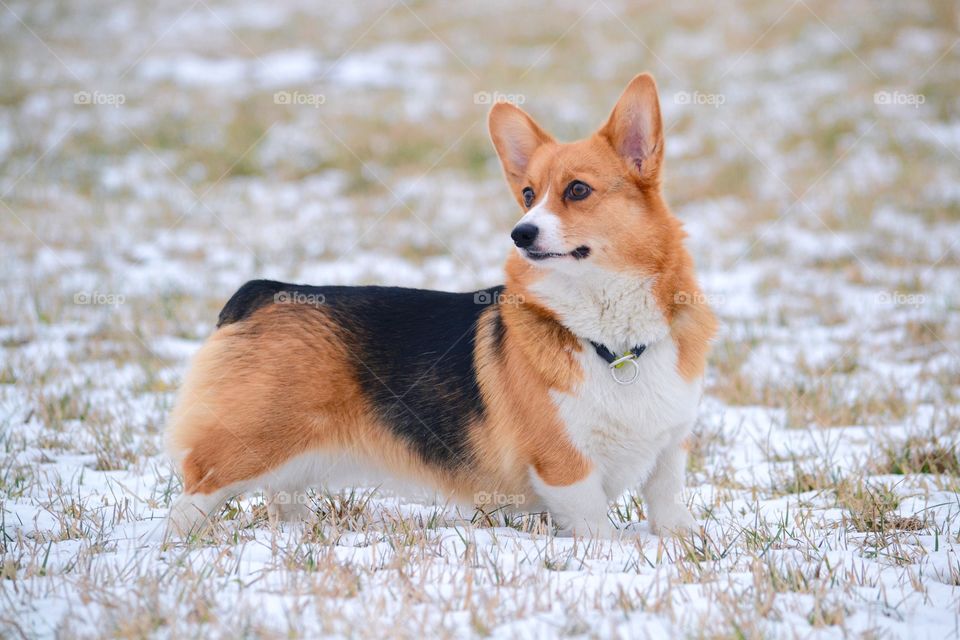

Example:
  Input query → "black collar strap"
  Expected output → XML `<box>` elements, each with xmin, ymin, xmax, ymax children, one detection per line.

<box><xmin>590</xmin><ymin>341</ymin><xmax>646</xmax><ymax>365</ymax></box>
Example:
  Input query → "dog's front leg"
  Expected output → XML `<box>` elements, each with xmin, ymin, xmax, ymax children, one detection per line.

<box><xmin>642</xmin><ymin>435</ymin><xmax>697</xmax><ymax>535</ymax></box>
<box><xmin>530</xmin><ymin>466</ymin><xmax>613</xmax><ymax>537</ymax></box>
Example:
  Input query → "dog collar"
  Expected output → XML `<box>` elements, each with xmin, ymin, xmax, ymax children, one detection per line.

<box><xmin>590</xmin><ymin>341</ymin><xmax>646</xmax><ymax>385</ymax></box>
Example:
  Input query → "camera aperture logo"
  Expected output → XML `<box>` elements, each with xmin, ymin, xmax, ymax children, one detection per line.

<box><xmin>274</xmin><ymin>91</ymin><xmax>326</xmax><ymax>108</ymax></box>
<box><xmin>274</xmin><ymin>291</ymin><xmax>326</xmax><ymax>307</ymax></box>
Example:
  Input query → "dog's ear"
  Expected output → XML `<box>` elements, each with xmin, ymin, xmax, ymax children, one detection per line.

<box><xmin>599</xmin><ymin>73</ymin><xmax>664</xmax><ymax>185</ymax></box>
<box><xmin>488</xmin><ymin>103</ymin><xmax>555</xmax><ymax>192</ymax></box>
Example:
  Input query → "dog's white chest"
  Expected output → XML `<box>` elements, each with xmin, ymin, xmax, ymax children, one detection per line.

<box><xmin>551</xmin><ymin>338</ymin><xmax>702</xmax><ymax>498</ymax></box>
<box><xmin>530</xmin><ymin>266</ymin><xmax>703</xmax><ymax>498</ymax></box>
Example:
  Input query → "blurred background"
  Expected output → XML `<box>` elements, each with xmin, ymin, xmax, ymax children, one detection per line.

<box><xmin>1</xmin><ymin>1</ymin><xmax>959</xmax><ymax>634</ymax></box>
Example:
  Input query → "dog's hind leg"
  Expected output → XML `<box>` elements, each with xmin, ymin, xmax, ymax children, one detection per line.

<box><xmin>167</xmin><ymin>487</ymin><xmax>233</xmax><ymax>536</ymax></box>
<box><xmin>264</xmin><ymin>456</ymin><xmax>319</xmax><ymax>523</ymax></box>
<box><xmin>265</xmin><ymin>489</ymin><xmax>313</xmax><ymax>523</ymax></box>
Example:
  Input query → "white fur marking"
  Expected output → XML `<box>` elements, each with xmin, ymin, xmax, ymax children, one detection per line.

<box><xmin>551</xmin><ymin>338</ymin><xmax>701</xmax><ymax>502</ymax></box>
<box><xmin>516</xmin><ymin>188</ymin><xmax>565</xmax><ymax>253</ymax></box>
<box><xmin>529</xmin><ymin>468</ymin><xmax>612</xmax><ymax>536</ymax></box>
<box><xmin>531</xmin><ymin>264</ymin><xmax>670</xmax><ymax>349</ymax></box>
<box><xmin>166</xmin><ymin>450</ymin><xmax>451</xmax><ymax>536</ymax></box>
<box><xmin>642</xmin><ymin>443</ymin><xmax>697</xmax><ymax>534</ymax></box>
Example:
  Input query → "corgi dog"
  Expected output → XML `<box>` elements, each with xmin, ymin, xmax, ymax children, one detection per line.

<box><xmin>165</xmin><ymin>73</ymin><xmax>717</xmax><ymax>538</ymax></box>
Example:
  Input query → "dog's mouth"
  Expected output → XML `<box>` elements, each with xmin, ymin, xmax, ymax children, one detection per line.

<box><xmin>524</xmin><ymin>245</ymin><xmax>591</xmax><ymax>261</ymax></box>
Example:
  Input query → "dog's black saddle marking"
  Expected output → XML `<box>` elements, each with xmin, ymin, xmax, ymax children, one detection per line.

<box><xmin>217</xmin><ymin>279</ymin><xmax>505</xmax><ymax>470</ymax></box>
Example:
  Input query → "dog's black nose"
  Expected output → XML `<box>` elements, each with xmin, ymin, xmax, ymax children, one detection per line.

<box><xmin>511</xmin><ymin>223</ymin><xmax>539</xmax><ymax>249</ymax></box>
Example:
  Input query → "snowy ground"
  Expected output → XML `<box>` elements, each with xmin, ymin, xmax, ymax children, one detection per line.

<box><xmin>2</xmin><ymin>0</ymin><xmax>960</xmax><ymax>637</ymax></box>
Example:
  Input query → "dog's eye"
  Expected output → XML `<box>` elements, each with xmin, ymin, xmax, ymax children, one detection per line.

<box><xmin>522</xmin><ymin>187</ymin><xmax>535</xmax><ymax>208</ymax></box>
<box><xmin>565</xmin><ymin>180</ymin><xmax>592</xmax><ymax>201</ymax></box>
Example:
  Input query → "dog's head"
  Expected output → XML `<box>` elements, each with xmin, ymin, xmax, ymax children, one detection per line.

<box><xmin>489</xmin><ymin>74</ymin><xmax>680</xmax><ymax>282</ymax></box>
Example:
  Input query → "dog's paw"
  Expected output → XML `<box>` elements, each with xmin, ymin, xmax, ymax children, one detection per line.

<box><xmin>555</xmin><ymin>518</ymin><xmax>616</xmax><ymax>539</ymax></box>
<box><xmin>165</xmin><ymin>492</ymin><xmax>221</xmax><ymax>538</ymax></box>
<box><xmin>648</xmin><ymin>507</ymin><xmax>698</xmax><ymax>536</ymax></box>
